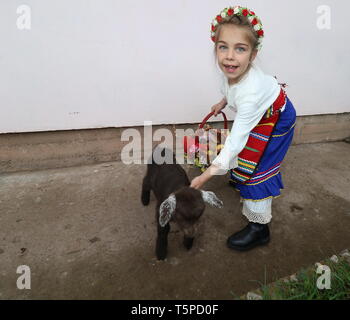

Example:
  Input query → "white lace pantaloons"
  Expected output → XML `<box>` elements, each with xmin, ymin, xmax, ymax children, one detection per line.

<box><xmin>242</xmin><ymin>198</ymin><xmax>272</xmax><ymax>224</ymax></box>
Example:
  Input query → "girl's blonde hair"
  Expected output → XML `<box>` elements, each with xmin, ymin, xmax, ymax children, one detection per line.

<box><xmin>213</xmin><ymin>15</ymin><xmax>259</xmax><ymax>56</ymax></box>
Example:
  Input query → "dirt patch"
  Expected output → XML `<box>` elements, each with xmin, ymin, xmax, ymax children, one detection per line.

<box><xmin>0</xmin><ymin>142</ymin><xmax>349</xmax><ymax>299</ymax></box>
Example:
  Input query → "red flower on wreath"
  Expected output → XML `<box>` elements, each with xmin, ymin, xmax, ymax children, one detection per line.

<box><xmin>251</xmin><ymin>18</ymin><xmax>258</xmax><ymax>26</ymax></box>
<box><xmin>250</xmin><ymin>11</ymin><xmax>255</xmax><ymax>16</ymax></box>
<box><xmin>216</xmin><ymin>15</ymin><xmax>222</xmax><ymax>23</ymax></box>
<box><xmin>257</xmin><ymin>30</ymin><xmax>264</xmax><ymax>37</ymax></box>
<box><xmin>227</xmin><ymin>8</ymin><xmax>234</xmax><ymax>16</ymax></box>
<box><xmin>242</xmin><ymin>9</ymin><xmax>249</xmax><ymax>16</ymax></box>
<box><xmin>211</xmin><ymin>25</ymin><xmax>216</xmax><ymax>31</ymax></box>
<box><xmin>211</xmin><ymin>36</ymin><xmax>216</xmax><ymax>42</ymax></box>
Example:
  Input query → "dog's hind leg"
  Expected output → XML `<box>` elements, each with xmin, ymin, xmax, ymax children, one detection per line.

<box><xmin>156</xmin><ymin>202</ymin><xmax>170</xmax><ymax>260</ymax></box>
<box><xmin>156</xmin><ymin>222</ymin><xmax>170</xmax><ymax>260</ymax></box>
<box><xmin>141</xmin><ymin>176</ymin><xmax>151</xmax><ymax>205</ymax></box>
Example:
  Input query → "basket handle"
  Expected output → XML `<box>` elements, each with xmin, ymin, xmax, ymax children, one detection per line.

<box><xmin>199</xmin><ymin>111</ymin><xmax>228</xmax><ymax>130</ymax></box>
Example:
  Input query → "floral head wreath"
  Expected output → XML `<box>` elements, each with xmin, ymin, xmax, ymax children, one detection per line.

<box><xmin>210</xmin><ymin>6</ymin><xmax>264</xmax><ymax>50</ymax></box>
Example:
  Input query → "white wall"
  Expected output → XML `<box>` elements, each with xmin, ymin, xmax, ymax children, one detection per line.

<box><xmin>0</xmin><ymin>0</ymin><xmax>349</xmax><ymax>133</ymax></box>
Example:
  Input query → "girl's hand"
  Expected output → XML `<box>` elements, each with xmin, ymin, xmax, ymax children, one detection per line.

<box><xmin>211</xmin><ymin>98</ymin><xmax>227</xmax><ymax>116</ymax></box>
<box><xmin>190</xmin><ymin>175</ymin><xmax>205</xmax><ymax>190</ymax></box>
<box><xmin>191</xmin><ymin>165</ymin><xmax>221</xmax><ymax>189</ymax></box>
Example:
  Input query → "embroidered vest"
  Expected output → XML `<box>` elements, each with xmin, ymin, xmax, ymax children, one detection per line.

<box><xmin>231</xmin><ymin>88</ymin><xmax>287</xmax><ymax>183</ymax></box>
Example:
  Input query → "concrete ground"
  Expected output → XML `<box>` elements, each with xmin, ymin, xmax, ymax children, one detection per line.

<box><xmin>0</xmin><ymin>141</ymin><xmax>350</xmax><ymax>300</ymax></box>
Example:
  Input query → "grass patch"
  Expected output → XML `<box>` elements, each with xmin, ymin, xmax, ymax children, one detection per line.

<box><xmin>240</xmin><ymin>257</ymin><xmax>350</xmax><ymax>300</ymax></box>
<box><xmin>259</xmin><ymin>258</ymin><xmax>350</xmax><ymax>300</ymax></box>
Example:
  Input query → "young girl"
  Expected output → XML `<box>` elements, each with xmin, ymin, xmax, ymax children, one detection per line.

<box><xmin>190</xmin><ymin>6</ymin><xmax>296</xmax><ymax>251</ymax></box>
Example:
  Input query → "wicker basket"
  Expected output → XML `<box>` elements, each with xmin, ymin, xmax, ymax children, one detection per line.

<box><xmin>183</xmin><ymin>111</ymin><xmax>229</xmax><ymax>171</ymax></box>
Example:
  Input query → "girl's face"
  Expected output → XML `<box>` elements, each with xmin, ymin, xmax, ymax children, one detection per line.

<box><xmin>216</xmin><ymin>24</ymin><xmax>257</xmax><ymax>85</ymax></box>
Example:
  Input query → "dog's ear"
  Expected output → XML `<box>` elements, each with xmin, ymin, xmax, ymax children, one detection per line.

<box><xmin>159</xmin><ymin>194</ymin><xmax>176</xmax><ymax>227</ymax></box>
<box><xmin>200</xmin><ymin>190</ymin><xmax>223</xmax><ymax>208</ymax></box>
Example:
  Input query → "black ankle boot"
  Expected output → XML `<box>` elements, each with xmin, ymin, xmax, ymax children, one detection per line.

<box><xmin>227</xmin><ymin>222</ymin><xmax>270</xmax><ymax>251</ymax></box>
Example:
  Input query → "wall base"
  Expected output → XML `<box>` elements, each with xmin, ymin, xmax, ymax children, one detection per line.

<box><xmin>1</xmin><ymin>113</ymin><xmax>349</xmax><ymax>173</ymax></box>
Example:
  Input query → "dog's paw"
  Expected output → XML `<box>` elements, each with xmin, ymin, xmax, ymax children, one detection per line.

<box><xmin>156</xmin><ymin>248</ymin><xmax>167</xmax><ymax>260</ymax></box>
<box><xmin>183</xmin><ymin>237</ymin><xmax>194</xmax><ymax>250</ymax></box>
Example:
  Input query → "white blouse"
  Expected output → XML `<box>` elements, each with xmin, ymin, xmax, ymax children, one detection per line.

<box><xmin>211</xmin><ymin>63</ymin><xmax>281</xmax><ymax>173</ymax></box>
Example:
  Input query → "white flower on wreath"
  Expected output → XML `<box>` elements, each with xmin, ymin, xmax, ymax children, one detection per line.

<box><xmin>254</xmin><ymin>24</ymin><xmax>262</xmax><ymax>31</ymax></box>
<box><xmin>221</xmin><ymin>11</ymin><xmax>227</xmax><ymax>18</ymax></box>
<box><xmin>212</xmin><ymin>19</ymin><xmax>218</xmax><ymax>27</ymax></box>
<box><xmin>233</xmin><ymin>6</ymin><xmax>240</xmax><ymax>14</ymax></box>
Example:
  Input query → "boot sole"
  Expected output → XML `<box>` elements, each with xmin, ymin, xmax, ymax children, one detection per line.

<box><xmin>227</xmin><ymin>236</ymin><xmax>270</xmax><ymax>251</ymax></box>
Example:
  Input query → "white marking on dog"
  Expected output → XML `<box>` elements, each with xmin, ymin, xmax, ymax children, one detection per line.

<box><xmin>200</xmin><ymin>190</ymin><xmax>223</xmax><ymax>208</ymax></box>
<box><xmin>159</xmin><ymin>194</ymin><xmax>176</xmax><ymax>227</ymax></box>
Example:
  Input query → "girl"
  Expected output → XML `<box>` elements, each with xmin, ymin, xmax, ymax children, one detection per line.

<box><xmin>190</xmin><ymin>6</ymin><xmax>296</xmax><ymax>251</ymax></box>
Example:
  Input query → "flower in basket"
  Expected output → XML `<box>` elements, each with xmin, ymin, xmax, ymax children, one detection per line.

<box><xmin>194</xmin><ymin>157</ymin><xmax>202</xmax><ymax>167</ymax></box>
<box><xmin>188</xmin><ymin>143</ymin><xmax>199</xmax><ymax>154</ymax></box>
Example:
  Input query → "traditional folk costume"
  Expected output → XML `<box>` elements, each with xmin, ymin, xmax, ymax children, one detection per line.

<box><xmin>209</xmin><ymin>6</ymin><xmax>297</xmax><ymax>250</ymax></box>
<box><xmin>212</xmin><ymin>63</ymin><xmax>296</xmax><ymax>225</ymax></box>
